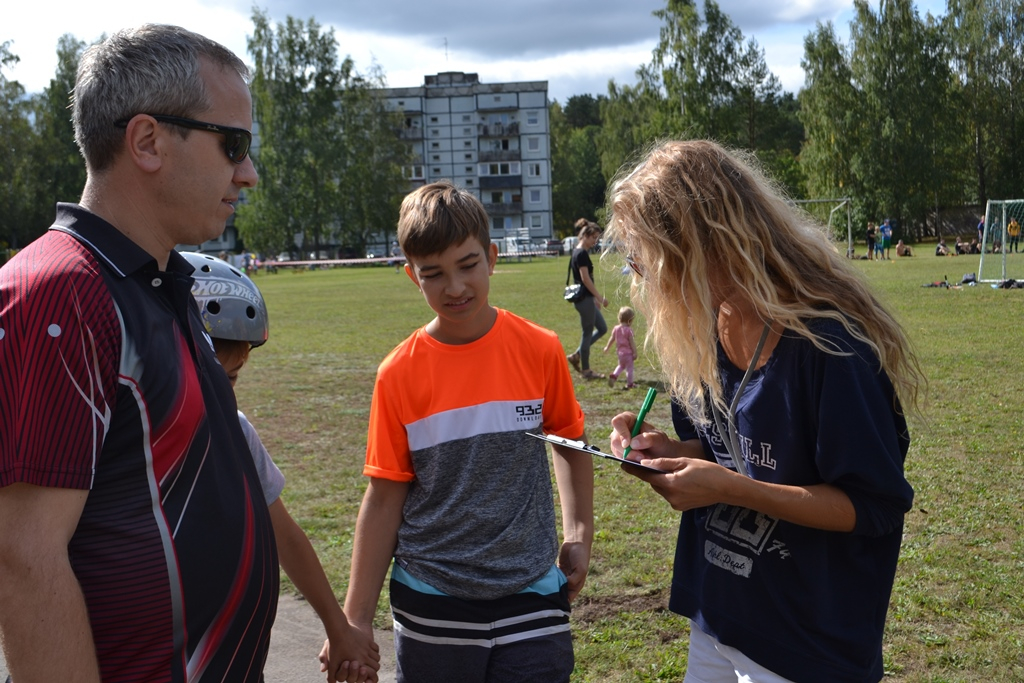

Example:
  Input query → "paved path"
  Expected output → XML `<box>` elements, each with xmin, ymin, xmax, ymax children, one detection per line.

<box><xmin>0</xmin><ymin>594</ymin><xmax>395</xmax><ymax>683</ymax></box>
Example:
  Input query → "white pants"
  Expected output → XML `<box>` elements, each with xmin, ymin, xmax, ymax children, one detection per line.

<box><xmin>682</xmin><ymin>622</ymin><xmax>797</xmax><ymax>683</ymax></box>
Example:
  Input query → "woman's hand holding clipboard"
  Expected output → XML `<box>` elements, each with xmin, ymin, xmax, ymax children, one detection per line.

<box><xmin>527</xmin><ymin>432</ymin><xmax>668</xmax><ymax>473</ymax></box>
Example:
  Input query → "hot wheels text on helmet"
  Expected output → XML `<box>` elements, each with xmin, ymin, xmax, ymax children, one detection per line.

<box><xmin>181</xmin><ymin>251</ymin><xmax>269</xmax><ymax>347</ymax></box>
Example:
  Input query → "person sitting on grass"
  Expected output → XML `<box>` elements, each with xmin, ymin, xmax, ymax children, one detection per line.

<box><xmin>184</xmin><ymin>252</ymin><xmax>380</xmax><ymax>683</ymax></box>
<box><xmin>896</xmin><ymin>239</ymin><xmax>913</xmax><ymax>257</ymax></box>
<box><xmin>936</xmin><ymin>239</ymin><xmax>951</xmax><ymax>256</ymax></box>
<box><xmin>335</xmin><ymin>181</ymin><xmax>594</xmax><ymax>683</ymax></box>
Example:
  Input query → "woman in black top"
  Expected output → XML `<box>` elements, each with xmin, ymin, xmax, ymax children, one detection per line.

<box><xmin>566</xmin><ymin>219</ymin><xmax>609</xmax><ymax>379</ymax></box>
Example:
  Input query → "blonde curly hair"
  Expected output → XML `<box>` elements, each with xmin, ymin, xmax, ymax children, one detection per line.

<box><xmin>606</xmin><ymin>139</ymin><xmax>924</xmax><ymax>424</ymax></box>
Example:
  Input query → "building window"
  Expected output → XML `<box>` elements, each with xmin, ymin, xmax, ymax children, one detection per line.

<box><xmin>492</xmin><ymin>216</ymin><xmax>503</xmax><ymax>231</ymax></box>
<box><xmin>479</xmin><ymin>162</ymin><xmax>521</xmax><ymax>176</ymax></box>
<box><xmin>527</xmin><ymin>163</ymin><xmax>541</xmax><ymax>177</ymax></box>
<box><xmin>398</xmin><ymin>100</ymin><xmax>405</xmax><ymax>106</ymax></box>
<box><xmin>531</xmin><ymin>214</ymin><xmax>542</xmax><ymax>228</ymax></box>
<box><xmin>491</xmin><ymin>192</ymin><xmax>504</xmax><ymax>204</ymax></box>
<box><xmin>431</xmin><ymin>142</ymin><xmax>440</xmax><ymax>149</ymax></box>
<box><xmin>466</xmin><ymin>178</ymin><xmax>474</xmax><ymax>186</ymax></box>
<box><xmin>463</xmin><ymin>127</ymin><xmax>472</xmax><ymax>135</ymax></box>
<box><xmin>494</xmin><ymin>96</ymin><xmax>502</xmax><ymax>103</ymax></box>
<box><xmin>465</xmin><ymin>153</ymin><xmax>473</xmax><ymax>160</ymax></box>
<box><xmin>504</xmin><ymin>217</ymin><xmax>513</xmax><ymax>230</ymax></box>
<box><xmin>464</xmin><ymin>140</ymin><xmax>473</xmax><ymax>148</ymax></box>
<box><xmin>527</xmin><ymin>137</ymin><xmax>540</xmax><ymax>152</ymax></box>
<box><xmin>526</xmin><ymin>111</ymin><xmax>539</xmax><ymax>125</ymax></box>
<box><xmin>432</xmin><ymin>154</ymin><xmax>440</xmax><ymax>161</ymax></box>
<box><xmin>462</xmin><ymin>114</ymin><xmax>471</xmax><ymax>122</ymax></box>
<box><xmin>404</xmin><ymin>165</ymin><xmax>424</xmax><ymax>179</ymax></box>
<box><xmin>432</xmin><ymin>167</ymin><xmax>441</xmax><ymax>174</ymax></box>
<box><xmin>430</xmin><ymin>116</ymin><xmax>438</xmax><ymax>123</ymax></box>
<box><xmin>529</xmin><ymin>189</ymin><xmax>541</xmax><ymax>203</ymax></box>
<box><xmin>465</xmin><ymin>166</ymin><xmax>473</xmax><ymax>173</ymax></box>
<box><xmin>431</xmin><ymin>129</ymin><xmax>440</xmax><ymax>136</ymax></box>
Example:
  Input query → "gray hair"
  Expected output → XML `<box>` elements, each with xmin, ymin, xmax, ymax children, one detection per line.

<box><xmin>73</xmin><ymin>24</ymin><xmax>250</xmax><ymax>172</ymax></box>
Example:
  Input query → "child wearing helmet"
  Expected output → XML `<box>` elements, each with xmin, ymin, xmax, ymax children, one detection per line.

<box><xmin>183</xmin><ymin>252</ymin><xmax>379</xmax><ymax>682</ymax></box>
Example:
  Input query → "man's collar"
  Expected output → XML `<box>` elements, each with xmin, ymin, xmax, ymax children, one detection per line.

<box><xmin>50</xmin><ymin>203</ymin><xmax>192</xmax><ymax>277</ymax></box>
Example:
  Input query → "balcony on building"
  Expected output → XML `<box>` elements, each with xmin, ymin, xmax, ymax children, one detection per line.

<box><xmin>479</xmin><ymin>149</ymin><xmax>521</xmax><ymax>162</ymax></box>
<box><xmin>478</xmin><ymin>122</ymin><xmax>520</xmax><ymax>137</ymax></box>
<box><xmin>479</xmin><ymin>175</ymin><xmax>523</xmax><ymax>190</ymax></box>
<box><xmin>397</xmin><ymin>127</ymin><xmax>423</xmax><ymax>140</ymax></box>
<box><xmin>482</xmin><ymin>202</ymin><xmax>523</xmax><ymax>216</ymax></box>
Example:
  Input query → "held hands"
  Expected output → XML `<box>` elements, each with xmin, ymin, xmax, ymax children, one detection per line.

<box><xmin>609</xmin><ymin>412</ymin><xmax>741</xmax><ymax>512</ymax></box>
<box><xmin>318</xmin><ymin>620</ymin><xmax>380</xmax><ymax>683</ymax></box>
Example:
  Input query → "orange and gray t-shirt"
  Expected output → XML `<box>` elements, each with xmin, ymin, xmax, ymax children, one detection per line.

<box><xmin>365</xmin><ymin>308</ymin><xmax>585</xmax><ymax>600</ymax></box>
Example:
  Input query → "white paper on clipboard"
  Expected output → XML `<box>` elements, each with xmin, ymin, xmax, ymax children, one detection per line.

<box><xmin>527</xmin><ymin>432</ymin><xmax>668</xmax><ymax>473</ymax></box>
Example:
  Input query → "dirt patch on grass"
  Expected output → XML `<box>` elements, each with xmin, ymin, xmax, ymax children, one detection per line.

<box><xmin>572</xmin><ymin>588</ymin><xmax>671</xmax><ymax>624</ymax></box>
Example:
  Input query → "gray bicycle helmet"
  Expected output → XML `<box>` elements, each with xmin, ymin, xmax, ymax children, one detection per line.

<box><xmin>182</xmin><ymin>251</ymin><xmax>269</xmax><ymax>347</ymax></box>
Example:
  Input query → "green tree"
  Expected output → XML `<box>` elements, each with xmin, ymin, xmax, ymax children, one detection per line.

<box><xmin>0</xmin><ymin>42</ymin><xmax>41</xmax><ymax>250</ymax></box>
<box><xmin>31</xmin><ymin>34</ymin><xmax>87</xmax><ymax>214</ymax></box>
<box><xmin>241</xmin><ymin>11</ymin><xmax>347</xmax><ymax>257</ymax></box>
<box><xmin>595</xmin><ymin>0</ymin><xmax>801</xmax><ymax>195</ymax></box>
<box><xmin>562</xmin><ymin>94</ymin><xmax>603</xmax><ymax>129</ymax></box>
<box><xmin>550</xmin><ymin>101</ymin><xmax>605</xmax><ymax>233</ymax></box>
<box><xmin>849</xmin><ymin>0</ymin><xmax>952</xmax><ymax>233</ymax></box>
<box><xmin>240</xmin><ymin>10</ymin><xmax>408</xmax><ymax>258</ymax></box>
<box><xmin>799</xmin><ymin>22</ymin><xmax>860</xmax><ymax>204</ymax></box>
<box><xmin>734</xmin><ymin>37</ymin><xmax>782</xmax><ymax>150</ymax></box>
<box><xmin>334</xmin><ymin>64</ymin><xmax>410</xmax><ymax>254</ymax></box>
<box><xmin>945</xmin><ymin>0</ymin><xmax>1024</xmax><ymax>204</ymax></box>
<box><xmin>595</xmin><ymin>78</ymin><xmax>663</xmax><ymax>185</ymax></box>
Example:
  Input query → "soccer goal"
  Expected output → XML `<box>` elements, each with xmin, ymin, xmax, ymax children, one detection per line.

<box><xmin>791</xmin><ymin>198</ymin><xmax>853</xmax><ymax>256</ymax></box>
<box><xmin>978</xmin><ymin>199</ymin><xmax>1024</xmax><ymax>283</ymax></box>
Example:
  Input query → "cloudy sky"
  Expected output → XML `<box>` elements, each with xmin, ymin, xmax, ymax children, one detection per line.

<box><xmin>4</xmin><ymin>0</ymin><xmax>947</xmax><ymax>104</ymax></box>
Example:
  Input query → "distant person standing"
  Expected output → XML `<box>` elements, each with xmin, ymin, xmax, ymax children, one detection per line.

<box><xmin>865</xmin><ymin>222</ymin><xmax>877</xmax><ymax>260</ymax></box>
<box><xmin>566</xmin><ymin>218</ymin><xmax>609</xmax><ymax>380</ymax></box>
<box><xmin>879</xmin><ymin>219</ymin><xmax>893</xmax><ymax>260</ymax></box>
<box><xmin>1007</xmin><ymin>217</ymin><xmax>1020</xmax><ymax>253</ymax></box>
<box><xmin>978</xmin><ymin>215</ymin><xmax>986</xmax><ymax>244</ymax></box>
<box><xmin>0</xmin><ymin>25</ymin><xmax>278</xmax><ymax>681</ymax></box>
<box><xmin>603</xmin><ymin>306</ymin><xmax>638</xmax><ymax>389</ymax></box>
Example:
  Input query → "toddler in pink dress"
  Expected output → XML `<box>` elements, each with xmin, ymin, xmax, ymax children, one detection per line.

<box><xmin>603</xmin><ymin>306</ymin><xmax>638</xmax><ymax>389</ymax></box>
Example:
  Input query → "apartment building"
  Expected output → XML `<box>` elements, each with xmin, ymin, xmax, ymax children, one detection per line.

<box><xmin>379</xmin><ymin>71</ymin><xmax>553</xmax><ymax>244</ymax></box>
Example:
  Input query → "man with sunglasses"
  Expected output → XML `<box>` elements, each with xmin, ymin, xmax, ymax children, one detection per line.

<box><xmin>0</xmin><ymin>25</ymin><xmax>281</xmax><ymax>683</ymax></box>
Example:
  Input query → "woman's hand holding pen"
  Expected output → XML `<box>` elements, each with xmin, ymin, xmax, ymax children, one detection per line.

<box><xmin>610</xmin><ymin>412</ymin><xmax>742</xmax><ymax>512</ymax></box>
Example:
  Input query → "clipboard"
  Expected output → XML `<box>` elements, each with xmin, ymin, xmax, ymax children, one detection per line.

<box><xmin>527</xmin><ymin>432</ymin><xmax>668</xmax><ymax>473</ymax></box>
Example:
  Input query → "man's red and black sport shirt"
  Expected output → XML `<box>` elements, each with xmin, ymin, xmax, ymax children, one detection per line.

<box><xmin>0</xmin><ymin>204</ymin><xmax>279</xmax><ymax>682</ymax></box>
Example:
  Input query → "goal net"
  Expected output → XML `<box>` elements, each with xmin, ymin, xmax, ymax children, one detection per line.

<box><xmin>978</xmin><ymin>199</ymin><xmax>1024</xmax><ymax>283</ymax></box>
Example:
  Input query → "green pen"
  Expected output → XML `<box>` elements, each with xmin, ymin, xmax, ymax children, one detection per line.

<box><xmin>623</xmin><ymin>386</ymin><xmax>658</xmax><ymax>458</ymax></box>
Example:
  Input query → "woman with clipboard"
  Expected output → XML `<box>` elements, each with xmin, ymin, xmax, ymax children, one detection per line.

<box><xmin>604</xmin><ymin>140</ymin><xmax>924</xmax><ymax>683</ymax></box>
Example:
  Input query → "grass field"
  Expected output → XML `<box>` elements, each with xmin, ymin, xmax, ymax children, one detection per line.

<box><xmin>235</xmin><ymin>251</ymin><xmax>1024</xmax><ymax>682</ymax></box>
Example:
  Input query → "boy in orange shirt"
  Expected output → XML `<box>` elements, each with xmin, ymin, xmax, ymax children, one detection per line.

<box><xmin>333</xmin><ymin>181</ymin><xmax>594</xmax><ymax>682</ymax></box>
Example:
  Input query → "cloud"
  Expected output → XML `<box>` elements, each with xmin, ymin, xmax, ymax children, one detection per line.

<box><xmin>264</xmin><ymin>0</ymin><xmax>666</xmax><ymax>59</ymax></box>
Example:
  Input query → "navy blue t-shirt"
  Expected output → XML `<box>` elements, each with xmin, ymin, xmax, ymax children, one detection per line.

<box><xmin>669</xmin><ymin>319</ymin><xmax>912</xmax><ymax>683</ymax></box>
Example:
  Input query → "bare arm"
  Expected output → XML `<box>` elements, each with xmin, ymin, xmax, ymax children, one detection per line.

<box><xmin>269</xmin><ymin>499</ymin><xmax>379</xmax><ymax>682</ymax></box>
<box><xmin>609</xmin><ymin>413</ymin><xmax>856</xmax><ymax>533</ymax></box>
<box><xmin>344</xmin><ymin>479</ymin><xmax>409</xmax><ymax>628</ymax></box>
<box><xmin>0</xmin><ymin>483</ymin><xmax>100</xmax><ymax>682</ymax></box>
<box><xmin>551</xmin><ymin>440</ymin><xmax>594</xmax><ymax>601</ymax></box>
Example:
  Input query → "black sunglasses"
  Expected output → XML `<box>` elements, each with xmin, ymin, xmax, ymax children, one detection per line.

<box><xmin>115</xmin><ymin>114</ymin><xmax>252</xmax><ymax>164</ymax></box>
